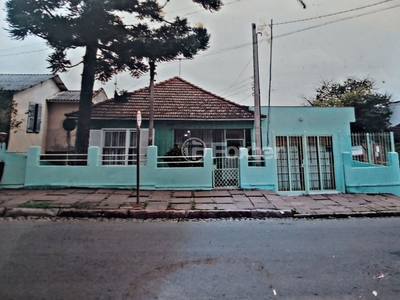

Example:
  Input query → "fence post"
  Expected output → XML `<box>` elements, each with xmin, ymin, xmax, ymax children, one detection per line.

<box><xmin>390</xmin><ymin>132</ymin><xmax>395</xmax><ymax>152</ymax></box>
<box><xmin>366</xmin><ymin>133</ymin><xmax>373</xmax><ymax>164</ymax></box>
<box><xmin>88</xmin><ymin>147</ymin><xmax>99</xmax><ymax>167</ymax></box>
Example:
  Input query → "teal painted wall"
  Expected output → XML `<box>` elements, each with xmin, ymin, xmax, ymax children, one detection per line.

<box><xmin>24</xmin><ymin>146</ymin><xmax>213</xmax><ymax>190</ymax></box>
<box><xmin>255</xmin><ymin>106</ymin><xmax>355</xmax><ymax>194</ymax></box>
<box><xmin>0</xmin><ymin>143</ymin><xmax>27</xmax><ymax>187</ymax></box>
<box><xmin>343</xmin><ymin>152</ymin><xmax>400</xmax><ymax>196</ymax></box>
<box><xmin>239</xmin><ymin>147</ymin><xmax>275</xmax><ymax>190</ymax></box>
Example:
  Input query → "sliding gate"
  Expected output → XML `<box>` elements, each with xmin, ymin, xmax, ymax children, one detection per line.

<box><xmin>276</xmin><ymin>136</ymin><xmax>336</xmax><ymax>192</ymax></box>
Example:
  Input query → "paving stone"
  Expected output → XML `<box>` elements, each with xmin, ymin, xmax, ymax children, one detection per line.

<box><xmin>215</xmin><ymin>204</ymin><xmax>238</xmax><ymax>211</ymax></box>
<box><xmin>73</xmin><ymin>189</ymin><xmax>96</xmax><ymax>194</ymax></box>
<box><xmin>170</xmin><ymin>198</ymin><xmax>192</xmax><ymax>204</ymax></box>
<box><xmin>151</xmin><ymin>191</ymin><xmax>172</xmax><ymax>198</ymax></box>
<box><xmin>2</xmin><ymin>196</ymin><xmax>36</xmax><ymax>207</ymax></box>
<box><xmin>252</xmin><ymin>202</ymin><xmax>276</xmax><ymax>209</ymax></box>
<box><xmin>173</xmin><ymin>191</ymin><xmax>192</xmax><ymax>198</ymax></box>
<box><xmin>170</xmin><ymin>204</ymin><xmax>192</xmax><ymax>210</ymax></box>
<box><xmin>244</xmin><ymin>190</ymin><xmax>263</xmax><ymax>197</ymax></box>
<box><xmin>54</xmin><ymin>195</ymin><xmax>85</xmax><ymax>204</ymax></box>
<box><xmin>131</xmin><ymin>190</ymin><xmax>151</xmax><ymax>197</ymax></box>
<box><xmin>194</xmin><ymin>198</ymin><xmax>214</xmax><ymax>204</ymax></box>
<box><xmin>325</xmin><ymin>205</ymin><xmax>352</xmax><ymax>212</ymax></box>
<box><xmin>232</xmin><ymin>195</ymin><xmax>248</xmax><ymax>201</ymax></box>
<box><xmin>310</xmin><ymin>194</ymin><xmax>329</xmax><ymax>200</ymax></box>
<box><xmin>249</xmin><ymin>197</ymin><xmax>267</xmax><ymax>203</ymax></box>
<box><xmin>235</xmin><ymin>201</ymin><xmax>254</xmax><ymax>210</ymax></box>
<box><xmin>0</xmin><ymin>207</ymin><xmax>5</xmax><ymax>216</ymax></box>
<box><xmin>229</xmin><ymin>190</ymin><xmax>245</xmax><ymax>195</ymax></box>
<box><xmin>30</xmin><ymin>195</ymin><xmax>61</xmax><ymax>202</ymax></box>
<box><xmin>82</xmin><ymin>194</ymin><xmax>109</xmax><ymax>202</ymax></box>
<box><xmin>260</xmin><ymin>190</ymin><xmax>279</xmax><ymax>196</ymax></box>
<box><xmin>146</xmin><ymin>202</ymin><xmax>169</xmax><ymax>211</ymax></box>
<box><xmin>113</xmin><ymin>190</ymin><xmax>134</xmax><ymax>195</ymax></box>
<box><xmin>196</xmin><ymin>204</ymin><xmax>218</xmax><ymax>210</ymax></box>
<box><xmin>193</xmin><ymin>191</ymin><xmax>213</xmax><ymax>197</ymax></box>
<box><xmin>211</xmin><ymin>190</ymin><xmax>231</xmax><ymax>197</ymax></box>
<box><xmin>265</xmin><ymin>195</ymin><xmax>284</xmax><ymax>201</ymax></box>
<box><xmin>213</xmin><ymin>197</ymin><xmax>234</xmax><ymax>204</ymax></box>
<box><xmin>313</xmin><ymin>199</ymin><xmax>338</xmax><ymax>206</ymax></box>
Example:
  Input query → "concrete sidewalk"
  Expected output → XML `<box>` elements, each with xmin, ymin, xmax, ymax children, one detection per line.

<box><xmin>2</xmin><ymin>188</ymin><xmax>400</xmax><ymax>219</ymax></box>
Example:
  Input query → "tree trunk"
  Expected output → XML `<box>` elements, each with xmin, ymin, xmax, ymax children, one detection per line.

<box><xmin>75</xmin><ymin>44</ymin><xmax>98</xmax><ymax>154</ymax></box>
<box><xmin>148</xmin><ymin>60</ymin><xmax>156</xmax><ymax>146</ymax></box>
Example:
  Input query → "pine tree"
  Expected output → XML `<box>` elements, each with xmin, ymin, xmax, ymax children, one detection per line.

<box><xmin>5</xmin><ymin>0</ymin><xmax>222</xmax><ymax>153</ymax></box>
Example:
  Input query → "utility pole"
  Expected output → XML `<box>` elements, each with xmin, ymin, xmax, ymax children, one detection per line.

<box><xmin>252</xmin><ymin>23</ymin><xmax>262</xmax><ymax>156</ymax></box>
<box><xmin>266</xmin><ymin>19</ymin><xmax>273</xmax><ymax>147</ymax></box>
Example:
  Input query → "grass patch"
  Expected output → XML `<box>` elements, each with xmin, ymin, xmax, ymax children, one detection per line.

<box><xmin>19</xmin><ymin>201</ymin><xmax>52</xmax><ymax>209</ymax></box>
<box><xmin>190</xmin><ymin>203</ymin><xmax>196</xmax><ymax>210</ymax></box>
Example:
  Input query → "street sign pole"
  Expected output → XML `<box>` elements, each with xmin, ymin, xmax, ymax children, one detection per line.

<box><xmin>136</xmin><ymin>110</ymin><xmax>142</xmax><ymax>204</ymax></box>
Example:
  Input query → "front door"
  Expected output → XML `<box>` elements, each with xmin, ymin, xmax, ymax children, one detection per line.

<box><xmin>276</xmin><ymin>136</ymin><xmax>336</xmax><ymax>193</ymax></box>
<box><xmin>212</xmin><ymin>139</ymin><xmax>242</xmax><ymax>188</ymax></box>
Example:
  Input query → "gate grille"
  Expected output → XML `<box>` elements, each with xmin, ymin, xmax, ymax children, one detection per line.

<box><xmin>213</xmin><ymin>157</ymin><xmax>239</xmax><ymax>188</ymax></box>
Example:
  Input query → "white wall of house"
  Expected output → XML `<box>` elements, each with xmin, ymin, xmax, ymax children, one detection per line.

<box><xmin>390</xmin><ymin>101</ymin><xmax>400</xmax><ymax>126</ymax></box>
<box><xmin>7</xmin><ymin>79</ymin><xmax>62</xmax><ymax>153</ymax></box>
<box><xmin>45</xmin><ymin>102</ymin><xmax>78</xmax><ymax>152</ymax></box>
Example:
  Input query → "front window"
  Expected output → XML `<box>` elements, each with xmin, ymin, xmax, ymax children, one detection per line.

<box><xmin>102</xmin><ymin>130</ymin><xmax>137</xmax><ymax>165</ymax></box>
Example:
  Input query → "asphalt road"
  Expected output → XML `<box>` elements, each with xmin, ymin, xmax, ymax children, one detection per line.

<box><xmin>1</xmin><ymin>217</ymin><xmax>400</xmax><ymax>300</ymax></box>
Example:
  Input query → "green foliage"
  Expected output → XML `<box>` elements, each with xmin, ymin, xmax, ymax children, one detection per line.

<box><xmin>0</xmin><ymin>88</ymin><xmax>15</xmax><ymax>134</ymax></box>
<box><xmin>5</xmin><ymin>0</ymin><xmax>222</xmax><ymax>153</ymax></box>
<box><xmin>304</xmin><ymin>77</ymin><xmax>392</xmax><ymax>132</ymax></box>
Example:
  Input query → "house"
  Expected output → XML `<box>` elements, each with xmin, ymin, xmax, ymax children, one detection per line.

<box><xmin>46</xmin><ymin>88</ymin><xmax>108</xmax><ymax>153</ymax></box>
<box><xmin>67</xmin><ymin>77</ymin><xmax>260</xmax><ymax>163</ymax></box>
<box><xmin>0</xmin><ymin>74</ymin><xmax>108</xmax><ymax>154</ymax></box>
<box><xmin>0</xmin><ymin>74</ymin><xmax>67</xmax><ymax>152</ymax></box>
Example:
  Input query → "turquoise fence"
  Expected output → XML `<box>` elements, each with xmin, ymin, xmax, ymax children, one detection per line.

<box><xmin>23</xmin><ymin>146</ymin><xmax>213</xmax><ymax>190</ymax></box>
<box><xmin>0</xmin><ymin>143</ymin><xmax>27</xmax><ymax>188</ymax></box>
<box><xmin>238</xmin><ymin>147</ymin><xmax>275</xmax><ymax>190</ymax></box>
<box><xmin>342</xmin><ymin>152</ymin><xmax>400</xmax><ymax>196</ymax></box>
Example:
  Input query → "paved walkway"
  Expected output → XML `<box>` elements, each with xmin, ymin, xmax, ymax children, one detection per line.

<box><xmin>1</xmin><ymin>188</ymin><xmax>400</xmax><ymax>219</ymax></box>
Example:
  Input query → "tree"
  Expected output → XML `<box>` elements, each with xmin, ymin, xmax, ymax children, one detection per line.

<box><xmin>304</xmin><ymin>77</ymin><xmax>392</xmax><ymax>132</ymax></box>
<box><xmin>136</xmin><ymin>19</ymin><xmax>210</xmax><ymax>145</ymax></box>
<box><xmin>5</xmin><ymin>0</ymin><xmax>222</xmax><ymax>153</ymax></box>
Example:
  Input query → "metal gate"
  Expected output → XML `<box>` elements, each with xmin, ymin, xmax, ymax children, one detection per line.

<box><xmin>276</xmin><ymin>136</ymin><xmax>336</xmax><ymax>192</ymax></box>
<box><xmin>212</xmin><ymin>156</ymin><xmax>239</xmax><ymax>188</ymax></box>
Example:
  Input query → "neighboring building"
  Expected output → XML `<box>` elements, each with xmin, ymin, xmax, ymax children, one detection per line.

<box><xmin>0</xmin><ymin>74</ymin><xmax>67</xmax><ymax>152</ymax></box>
<box><xmin>389</xmin><ymin>100</ymin><xmax>400</xmax><ymax>127</ymax></box>
<box><xmin>46</xmin><ymin>89</ymin><xmax>108</xmax><ymax>153</ymax></box>
<box><xmin>0</xmin><ymin>74</ymin><xmax>108</xmax><ymax>153</ymax></box>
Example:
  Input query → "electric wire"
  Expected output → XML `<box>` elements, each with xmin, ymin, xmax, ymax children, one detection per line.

<box><xmin>274</xmin><ymin>0</ymin><xmax>396</xmax><ymax>25</ymax></box>
<box><xmin>275</xmin><ymin>4</ymin><xmax>400</xmax><ymax>39</ymax></box>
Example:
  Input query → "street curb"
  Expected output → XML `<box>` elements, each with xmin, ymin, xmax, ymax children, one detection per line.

<box><xmin>58</xmin><ymin>209</ymin><xmax>129</xmax><ymax>218</ymax></box>
<box><xmin>2</xmin><ymin>207</ymin><xmax>400</xmax><ymax>220</ymax></box>
<box><xmin>293</xmin><ymin>211</ymin><xmax>400</xmax><ymax>219</ymax></box>
<box><xmin>4</xmin><ymin>208</ymin><xmax>59</xmax><ymax>218</ymax></box>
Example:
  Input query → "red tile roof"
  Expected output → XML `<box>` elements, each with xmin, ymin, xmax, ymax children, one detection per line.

<box><xmin>88</xmin><ymin>77</ymin><xmax>256</xmax><ymax>120</ymax></box>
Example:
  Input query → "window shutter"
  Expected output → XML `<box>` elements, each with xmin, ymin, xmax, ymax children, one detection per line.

<box><xmin>89</xmin><ymin>130</ymin><xmax>102</xmax><ymax>147</ymax></box>
<box><xmin>139</xmin><ymin>129</ymin><xmax>149</xmax><ymax>156</ymax></box>
<box><xmin>35</xmin><ymin>104</ymin><xmax>42</xmax><ymax>133</ymax></box>
<box><xmin>26</xmin><ymin>103</ymin><xmax>36</xmax><ymax>133</ymax></box>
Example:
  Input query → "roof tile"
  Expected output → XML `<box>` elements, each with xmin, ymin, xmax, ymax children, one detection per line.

<box><xmin>89</xmin><ymin>77</ymin><xmax>255</xmax><ymax>120</ymax></box>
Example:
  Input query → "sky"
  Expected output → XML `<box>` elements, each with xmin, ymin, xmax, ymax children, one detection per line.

<box><xmin>1</xmin><ymin>0</ymin><xmax>400</xmax><ymax>106</ymax></box>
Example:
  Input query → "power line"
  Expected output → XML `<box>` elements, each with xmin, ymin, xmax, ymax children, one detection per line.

<box><xmin>218</xmin><ymin>57</ymin><xmax>252</xmax><ymax>93</ymax></box>
<box><xmin>219</xmin><ymin>76</ymin><xmax>252</xmax><ymax>94</ymax></box>
<box><xmin>275</xmin><ymin>4</ymin><xmax>400</xmax><ymax>39</ymax></box>
<box><xmin>0</xmin><ymin>48</ymin><xmax>48</xmax><ymax>58</ymax></box>
<box><xmin>275</xmin><ymin>0</ymin><xmax>396</xmax><ymax>25</ymax></box>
